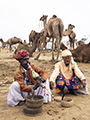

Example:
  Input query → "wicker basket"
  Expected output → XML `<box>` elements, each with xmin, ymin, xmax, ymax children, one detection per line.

<box><xmin>61</xmin><ymin>98</ymin><xmax>73</xmax><ymax>107</ymax></box>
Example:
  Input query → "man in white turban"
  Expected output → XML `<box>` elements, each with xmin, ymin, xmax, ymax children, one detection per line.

<box><xmin>49</xmin><ymin>49</ymin><xmax>89</xmax><ymax>96</ymax></box>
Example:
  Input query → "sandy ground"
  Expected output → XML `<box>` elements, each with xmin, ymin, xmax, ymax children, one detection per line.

<box><xmin>0</xmin><ymin>49</ymin><xmax>90</xmax><ymax>120</ymax></box>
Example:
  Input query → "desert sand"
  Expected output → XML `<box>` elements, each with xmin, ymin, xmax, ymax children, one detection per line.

<box><xmin>0</xmin><ymin>49</ymin><xmax>90</xmax><ymax>120</ymax></box>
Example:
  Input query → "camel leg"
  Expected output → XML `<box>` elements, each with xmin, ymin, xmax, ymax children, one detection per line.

<box><xmin>34</xmin><ymin>50</ymin><xmax>42</xmax><ymax>60</ymax></box>
<box><xmin>70</xmin><ymin>41</ymin><xmax>73</xmax><ymax>50</ymax></box>
<box><xmin>73</xmin><ymin>39</ymin><xmax>75</xmax><ymax>49</ymax></box>
<box><xmin>52</xmin><ymin>37</ymin><xmax>54</xmax><ymax>60</ymax></box>
<box><xmin>35</xmin><ymin>37</ymin><xmax>46</xmax><ymax>60</ymax></box>
<box><xmin>10</xmin><ymin>45</ymin><xmax>12</xmax><ymax>52</ymax></box>
<box><xmin>44</xmin><ymin>41</ymin><xmax>48</xmax><ymax>52</ymax></box>
<box><xmin>56</xmin><ymin>35</ymin><xmax>60</xmax><ymax>61</ymax></box>
<box><xmin>54</xmin><ymin>39</ymin><xmax>57</xmax><ymax>51</ymax></box>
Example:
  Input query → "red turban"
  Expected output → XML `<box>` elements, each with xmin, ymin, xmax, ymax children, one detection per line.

<box><xmin>15</xmin><ymin>49</ymin><xmax>29</xmax><ymax>60</ymax></box>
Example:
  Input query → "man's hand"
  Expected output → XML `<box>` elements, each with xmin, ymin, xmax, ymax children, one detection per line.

<box><xmin>49</xmin><ymin>81</ymin><xmax>54</xmax><ymax>90</ymax></box>
<box><xmin>80</xmin><ymin>79</ymin><xmax>86</xmax><ymax>88</ymax></box>
<box><xmin>33</xmin><ymin>80</ymin><xmax>41</xmax><ymax>90</ymax></box>
<box><xmin>37</xmin><ymin>76</ymin><xmax>45</xmax><ymax>83</ymax></box>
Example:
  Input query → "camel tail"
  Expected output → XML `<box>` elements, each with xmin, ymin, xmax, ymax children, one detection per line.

<box><xmin>58</xmin><ymin>24</ymin><xmax>63</xmax><ymax>38</ymax></box>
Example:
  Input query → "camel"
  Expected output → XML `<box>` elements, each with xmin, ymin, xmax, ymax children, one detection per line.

<box><xmin>71</xmin><ymin>43</ymin><xmax>90</xmax><ymax>62</ymax></box>
<box><xmin>35</xmin><ymin>15</ymin><xmax>64</xmax><ymax>61</ymax></box>
<box><xmin>29</xmin><ymin>30</ymin><xmax>41</xmax><ymax>44</ymax></box>
<box><xmin>38</xmin><ymin>15</ymin><xmax>50</xmax><ymax>51</ymax></box>
<box><xmin>14</xmin><ymin>30</ymin><xmax>42</xmax><ymax>57</ymax></box>
<box><xmin>40</xmin><ymin>15</ymin><xmax>48</xmax><ymax>27</ymax></box>
<box><xmin>35</xmin><ymin>15</ymin><xmax>75</xmax><ymax>61</ymax></box>
<box><xmin>0</xmin><ymin>37</ymin><xmax>23</xmax><ymax>51</ymax></box>
<box><xmin>68</xmin><ymin>31</ymin><xmax>76</xmax><ymax>50</ymax></box>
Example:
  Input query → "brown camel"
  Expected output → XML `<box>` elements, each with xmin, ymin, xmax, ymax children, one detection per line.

<box><xmin>14</xmin><ymin>30</ymin><xmax>42</xmax><ymax>57</ymax></box>
<box><xmin>35</xmin><ymin>15</ymin><xmax>64</xmax><ymax>61</ymax></box>
<box><xmin>68</xmin><ymin>30</ymin><xmax>76</xmax><ymax>50</ymax></box>
<box><xmin>0</xmin><ymin>37</ymin><xmax>22</xmax><ymax>51</ymax></box>
<box><xmin>35</xmin><ymin>15</ymin><xmax>75</xmax><ymax>61</ymax></box>
<box><xmin>55</xmin><ymin>24</ymin><xmax>75</xmax><ymax>50</ymax></box>
<box><xmin>40</xmin><ymin>15</ymin><xmax>48</xmax><ymax>27</ymax></box>
<box><xmin>29</xmin><ymin>30</ymin><xmax>41</xmax><ymax>44</ymax></box>
<box><xmin>71</xmin><ymin>43</ymin><xmax>90</xmax><ymax>62</ymax></box>
<box><xmin>38</xmin><ymin>15</ymin><xmax>50</xmax><ymax>51</ymax></box>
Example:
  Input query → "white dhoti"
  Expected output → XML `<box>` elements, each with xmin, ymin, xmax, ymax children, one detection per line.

<box><xmin>7</xmin><ymin>79</ymin><xmax>51</xmax><ymax>107</ymax></box>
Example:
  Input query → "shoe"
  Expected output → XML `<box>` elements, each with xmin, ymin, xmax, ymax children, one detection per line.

<box><xmin>70</xmin><ymin>90</ymin><xmax>78</xmax><ymax>96</ymax></box>
<box><xmin>18</xmin><ymin>100</ymin><xmax>26</xmax><ymax>106</ymax></box>
<box><xmin>58</xmin><ymin>91</ymin><xmax>63</xmax><ymax>96</ymax></box>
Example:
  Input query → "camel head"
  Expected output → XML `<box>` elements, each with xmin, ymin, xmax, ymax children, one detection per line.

<box><xmin>68</xmin><ymin>24</ymin><xmax>75</xmax><ymax>30</ymax></box>
<box><xmin>40</xmin><ymin>15</ymin><xmax>48</xmax><ymax>21</ymax></box>
<box><xmin>0</xmin><ymin>38</ymin><xmax>6</xmax><ymax>47</ymax></box>
<box><xmin>0</xmin><ymin>39</ymin><xmax>6</xmax><ymax>47</ymax></box>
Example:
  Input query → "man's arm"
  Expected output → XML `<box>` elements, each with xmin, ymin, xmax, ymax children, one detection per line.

<box><xmin>49</xmin><ymin>62</ymin><xmax>60</xmax><ymax>90</ymax></box>
<box><xmin>74</xmin><ymin>62</ymin><xmax>86</xmax><ymax>88</ymax></box>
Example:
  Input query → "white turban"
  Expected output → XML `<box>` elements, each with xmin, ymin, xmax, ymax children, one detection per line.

<box><xmin>61</xmin><ymin>49</ymin><xmax>74</xmax><ymax>71</ymax></box>
<box><xmin>61</xmin><ymin>49</ymin><xmax>72</xmax><ymax>57</ymax></box>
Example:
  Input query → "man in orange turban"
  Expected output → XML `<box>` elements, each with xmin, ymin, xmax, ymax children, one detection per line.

<box><xmin>7</xmin><ymin>50</ymin><xmax>51</xmax><ymax>107</ymax></box>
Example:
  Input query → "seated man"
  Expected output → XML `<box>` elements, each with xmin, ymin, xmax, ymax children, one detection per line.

<box><xmin>7</xmin><ymin>50</ymin><xmax>51</xmax><ymax>107</ymax></box>
<box><xmin>50</xmin><ymin>49</ymin><xmax>89</xmax><ymax>96</ymax></box>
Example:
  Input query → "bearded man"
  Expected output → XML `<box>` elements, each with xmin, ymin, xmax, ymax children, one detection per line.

<box><xmin>50</xmin><ymin>49</ymin><xmax>89</xmax><ymax>96</ymax></box>
<box><xmin>7</xmin><ymin>50</ymin><xmax>51</xmax><ymax>107</ymax></box>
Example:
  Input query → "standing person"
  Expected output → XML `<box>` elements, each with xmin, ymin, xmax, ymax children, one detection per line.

<box><xmin>7</xmin><ymin>50</ymin><xmax>51</xmax><ymax>107</ymax></box>
<box><xmin>49</xmin><ymin>49</ymin><xmax>89</xmax><ymax>96</ymax></box>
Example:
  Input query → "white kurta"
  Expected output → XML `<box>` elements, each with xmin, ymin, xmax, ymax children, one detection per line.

<box><xmin>7</xmin><ymin>79</ymin><xmax>51</xmax><ymax>107</ymax></box>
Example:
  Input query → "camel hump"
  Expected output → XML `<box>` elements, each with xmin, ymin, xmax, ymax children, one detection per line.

<box><xmin>14</xmin><ymin>36</ymin><xmax>17</xmax><ymax>38</ymax></box>
<box><xmin>52</xmin><ymin>15</ymin><xmax>57</xmax><ymax>18</ymax></box>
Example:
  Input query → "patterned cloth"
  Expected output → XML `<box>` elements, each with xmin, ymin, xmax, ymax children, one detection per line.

<box><xmin>56</xmin><ymin>73</ymin><xmax>81</xmax><ymax>90</ymax></box>
<box><xmin>15</xmin><ymin>49</ymin><xmax>29</xmax><ymax>60</ymax></box>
